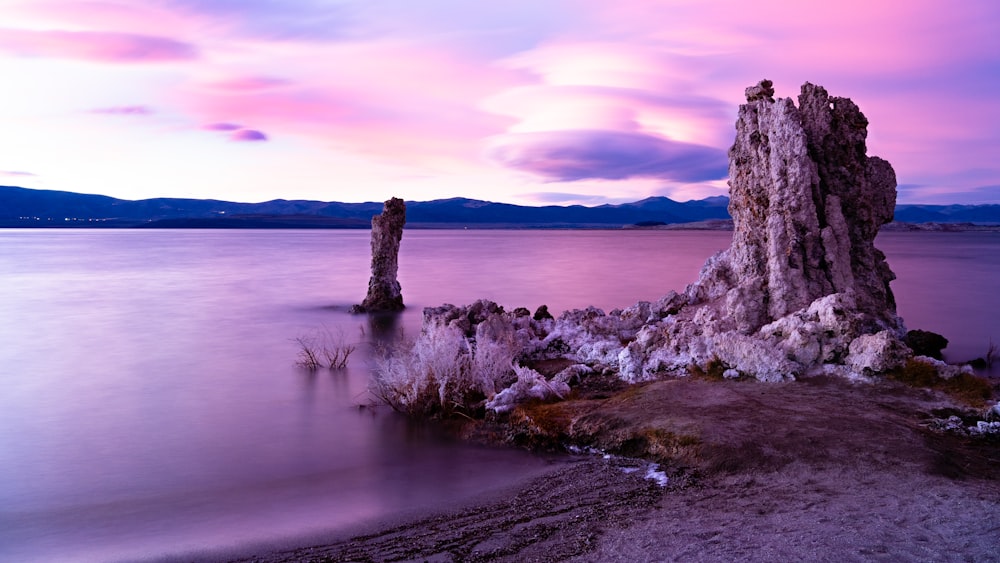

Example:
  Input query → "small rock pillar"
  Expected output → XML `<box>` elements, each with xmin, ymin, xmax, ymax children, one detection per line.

<box><xmin>353</xmin><ymin>197</ymin><xmax>405</xmax><ymax>312</ymax></box>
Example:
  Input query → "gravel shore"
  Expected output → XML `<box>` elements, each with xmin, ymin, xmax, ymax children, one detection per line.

<box><xmin>222</xmin><ymin>377</ymin><xmax>999</xmax><ymax>562</ymax></box>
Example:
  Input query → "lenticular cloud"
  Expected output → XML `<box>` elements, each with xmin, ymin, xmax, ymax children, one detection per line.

<box><xmin>489</xmin><ymin>130</ymin><xmax>727</xmax><ymax>183</ymax></box>
<box><xmin>230</xmin><ymin>129</ymin><xmax>269</xmax><ymax>142</ymax></box>
<box><xmin>203</xmin><ymin>123</ymin><xmax>243</xmax><ymax>131</ymax></box>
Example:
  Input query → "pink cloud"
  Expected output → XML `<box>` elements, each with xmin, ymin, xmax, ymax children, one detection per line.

<box><xmin>90</xmin><ymin>105</ymin><xmax>153</xmax><ymax>115</ymax></box>
<box><xmin>186</xmin><ymin>84</ymin><xmax>508</xmax><ymax>161</ymax></box>
<box><xmin>0</xmin><ymin>28</ymin><xmax>197</xmax><ymax>62</ymax></box>
<box><xmin>0</xmin><ymin>170</ymin><xmax>37</xmax><ymax>177</ymax></box>
<box><xmin>587</xmin><ymin>0</ymin><xmax>997</xmax><ymax>69</ymax></box>
<box><xmin>12</xmin><ymin>1</ymin><xmax>191</xmax><ymax>34</ymax></box>
<box><xmin>206</xmin><ymin>76</ymin><xmax>291</xmax><ymax>92</ymax></box>
<box><xmin>202</xmin><ymin>122</ymin><xmax>242</xmax><ymax>131</ymax></box>
<box><xmin>484</xmin><ymin>82</ymin><xmax>734</xmax><ymax>147</ymax></box>
<box><xmin>230</xmin><ymin>129</ymin><xmax>268</xmax><ymax>142</ymax></box>
<box><xmin>482</xmin><ymin>0</ymin><xmax>999</xmax><ymax>202</ymax></box>
<box><xmin>174</xmin><ymin>45</ymin><xmax>527</xmax><ymax>164</ymax></box>
<box><xmin>3</xmin><ymin>0</ymin><xmax>994</xmax><ymax>205</ymax></box>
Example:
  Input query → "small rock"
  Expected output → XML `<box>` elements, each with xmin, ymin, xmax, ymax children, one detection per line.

<box><xmin>972</xmin><ymin>420</ymin><xmax>1000</xmax><ymax>435</ymax></box>
<box><xmin>987</xmin><ymin>403</ymin><xmax>1000</xmax><ymax>422</ymax></box>
<box><xmin>744</xmin><ymin>79</ymin><xmax>775</xmax><ymax>102</ymax></box>
<box><xmin>534</xmin><ymin>305</ymin><xmax>554</xmax><ymax>321</ymax></box>
<box><xmin>847</xmin><ymin>331</ymin><xmax>910</xmax><ymax>376</ymax></box>
<box><xmin>905</xmin><ymin>329</ymin><xmax>949</xmax><ymax>360</ymax></box>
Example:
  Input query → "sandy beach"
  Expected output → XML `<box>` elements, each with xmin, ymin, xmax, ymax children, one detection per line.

<box><xmin>212</xmin><ymin>376</ymin><xmax>999</xmax><ymax>562</ymax></box>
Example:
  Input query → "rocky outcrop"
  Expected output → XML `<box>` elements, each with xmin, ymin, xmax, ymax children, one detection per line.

<box><xmin>352</xmin><ymin>197</ymin><xmax>406</xmax><ymax>313</ymax></box>
<box><xmin>690</xmin><ymin>79</ymin><xmax>899</xmax><ymax>334</ymax></box>
<box><xmin>396</xmin><ymin>82</ymin><xmax>921</xmax><ymax>414</ymax></box>
<box><xmin>516</xmin><ymin>81</ymin><xmax>907</xmax><ymax>383</ymax></box>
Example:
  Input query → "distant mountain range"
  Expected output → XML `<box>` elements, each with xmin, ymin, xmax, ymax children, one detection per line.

<box><xmin>2</xmin><ymin>185</ymin><xmax>998</xmax><ymax>229</ymax></box>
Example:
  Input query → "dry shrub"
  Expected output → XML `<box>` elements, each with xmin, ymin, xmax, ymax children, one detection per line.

<box><xmin>643</xmin><ymin>428</ymin><xmax>701</xmax><ymax>449</ymax></box>
<box><xmin>512</xmin><ymin>400</ymin><xmax>574</xmax><ymax>438</ymax></box>
<box><xmin>688</xmin><ymin>356</ymin><xmax>728</xmax><ymax>381</ymax></box>
<box><xmin>619</xmin><ymin>428</ymin><xmax>703</xmax><ymax>465</ymax></box>
<box><xmin>889</xmin><ymin>358</ymin><xmax>994</xmax><ymax>407</ymax></box>
<box><xmin>371</xmin><ymin>321</ymin><xmax>518</xmax><ymax>417</ymax></box>
<box><xmin>941</xmin><ymin>373</ymin><xmax>994</xmax><ymax>407</ymax></box>
<box><xmin>294</xmin><ymin>336</ymin><xmax>324</xmax><ymax>370</ymax></box>
<box><xmin>295</xmin><ymin>328</ymin><xmax>356</xmax><ymax>371</ymax></box>
<box><xmin>471</xmin><ymin>315</ymin><xmax>520</xmax><ymax>396</ymax></box>
<box><xmin>889</xmin><ymin>358</ymin><xmax>939</xmax><ymax>387</ymax></box>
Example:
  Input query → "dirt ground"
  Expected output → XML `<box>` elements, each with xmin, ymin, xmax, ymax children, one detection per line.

<box><xmin>230</xmin><ymin>376</ymin><xmax>1000</xmax><ymax>562</ymax></box>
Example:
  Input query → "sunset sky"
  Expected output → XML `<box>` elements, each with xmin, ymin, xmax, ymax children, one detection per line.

<box><xmin>1</xmin><ymin>0</ymin><xmax>998</xmax><ymax>206</ymax></box>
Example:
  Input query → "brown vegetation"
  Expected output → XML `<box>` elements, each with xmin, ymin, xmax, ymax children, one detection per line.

<box><xmin>293</xmin><ymin>328</ymin><xmax>356</xmax><ymax>371</ymax></box>
<box><xmin>687</xmin><ymin>356</ymin><xmax>730</xmax><ymax>381</ymax></box>
<box><xmin>888</xmin><ymin>358</ymin><xmax>994</xmax><ymax>407</ymax></box>
<box><xmin>466</xmin><ymin>374</ymin><xmax>1000</xmax><ymax>484</ymax></box>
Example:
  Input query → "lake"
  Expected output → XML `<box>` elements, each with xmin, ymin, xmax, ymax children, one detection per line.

<box><xmin>1</xmin><ymin>229</ymin><xmax>997</xmax><ymax>562</ymax></box>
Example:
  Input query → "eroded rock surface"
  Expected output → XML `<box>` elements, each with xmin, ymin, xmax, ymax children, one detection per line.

<box><xmin>352</xmin><ymin>197</ymin><xmax>406</xmax><ymax>312</ymax></box>
<box><xmin>688</xmin><ymin>80</ymin><xmax>899</xmax><ymax>335</ymax></box>
<box><xmin>557</xmin><ymin>81</ymin><xmax>905</xmax><ymax>382</ymax></box>
<box><xmin>406</xmin><ymin>82</ymin><xmax>920</xmax><ymax>412</ymax></box>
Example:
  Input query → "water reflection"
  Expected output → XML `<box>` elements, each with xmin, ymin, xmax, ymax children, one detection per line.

<box><xmin>366</xmin><ymin>310</ymin><xmax>405</xmax><ymax>344</ymax></box>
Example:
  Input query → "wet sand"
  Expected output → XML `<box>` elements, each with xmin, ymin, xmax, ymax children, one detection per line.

<box><xmin>222</xmin><ymin>377</ymin><xmax>999</xmax><ymax>562</ymax></box>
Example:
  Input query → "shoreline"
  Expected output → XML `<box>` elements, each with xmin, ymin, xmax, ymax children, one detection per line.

<box><xmin>204</xmin><ymin>376</ymin><xmax>999</xmax><ymax>562</ymax></box>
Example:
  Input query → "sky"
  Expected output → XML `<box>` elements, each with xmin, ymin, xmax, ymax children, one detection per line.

<box><xmin>0</xmin><ymin>0</ymin><xmax>998</xmax><ymax>206</ymax></box>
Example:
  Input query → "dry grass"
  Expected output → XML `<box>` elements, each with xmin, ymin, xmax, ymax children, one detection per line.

<box><xmin>511</xmin><ymin>400</ymin><xmax>575</xmax><ymax>439</ymax></box>
<box><xmin>940</xmin><ymin>373</ymin><xmax>994</xmax><ymax>407</ymax></box>
<box><xmin>687</xmin><ymin>356</ymin><xmax>729</xmax><ymax>381</ymax></box>
<box><xmin>888</xmin><ymin>358</ymin><xmax>994</xmax><ymax>407</ymax></box>
<box><xmin>294</xmin><ymin>327</ymin><xmax>356</xmax><ymax>371</ymax></box>
<box><xmin>888</xmin><ymin>358</ymin><xmax>939</xmax><ymax>387</ymax></box>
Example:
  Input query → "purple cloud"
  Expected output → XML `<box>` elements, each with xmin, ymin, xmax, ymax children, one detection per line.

<box><xmin>490</xmin><ymin>130</ymin><xmax>728</xmax><ymax>182</ymax></box>
<box><xmin>91</xmin><ymin>106</ymin><xmax>153</xmax><ymax>115</ymax></box>
<box><xmin>0</xmin><ymin>170</ymin><xmax>37</xmax><ymax>177</ymax></box>
<box><xmin>163</xmin><ymin>0</ymin><xmax>353</xmax><ymax>41</ymax></box>
<box><xmin>0</xmin><ymin>28</ymin><xmax>197</xmax><ymax>62</ymax></box>
<box><xmin>230</xmin><ymin>129</ymin><xmax>268</xmax><ymax>142</ymax></box>
<box><xmin>203</xmin><ymin>122</ymin><xmax>243</xmax><ymax>131</ymax></box>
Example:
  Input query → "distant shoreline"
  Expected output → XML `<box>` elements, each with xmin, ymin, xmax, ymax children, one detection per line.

<box><xmin>2</xmin><ymin>218</ymin><xmax>999</xmax><ymax>231</ymax></box>
<box><xmin>5</xmin><ymin>185</ymin><xmax>999</xmax><ymax>230</ymax></box>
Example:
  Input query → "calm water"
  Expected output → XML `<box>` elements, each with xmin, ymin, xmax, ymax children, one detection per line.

<box><xmin>1</xmin><ymin>229</ymin><xmax>997</xmax><ymax>561</ymax></box>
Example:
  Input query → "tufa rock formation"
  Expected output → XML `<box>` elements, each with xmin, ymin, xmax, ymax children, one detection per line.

<box><xmin>396</xmin><ymin>81</ymin><xmax>966</xmax><ymax>415</ymax></box>
<box><xmin>688</xmin><ymin>79</ymin><xmax>900</xmax><ymax>334</ymax></box>
<box><xmin>352</xmin><ymin>197</ymin><xmax>406</xmax><ymax>313</ymax></box>
<box><xmin>611</xmin><ymin>80</ymin><xmax>905</xmax><ymax>381</ymax></box>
